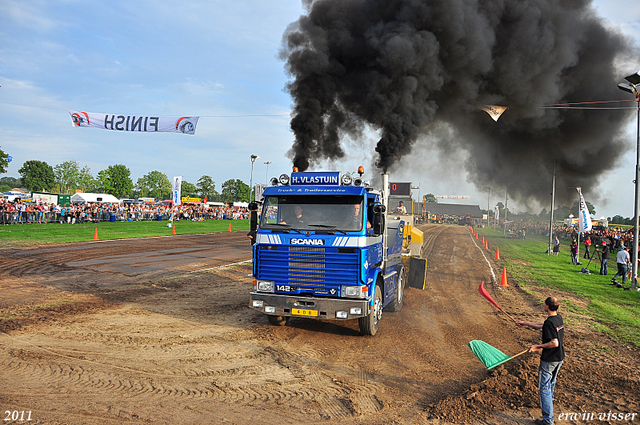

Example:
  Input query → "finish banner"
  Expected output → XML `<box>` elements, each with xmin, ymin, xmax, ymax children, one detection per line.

<box><xmin>69</xmin><ymin>111</ymin><xmax>199</xmax><ymax>135</ymax></box>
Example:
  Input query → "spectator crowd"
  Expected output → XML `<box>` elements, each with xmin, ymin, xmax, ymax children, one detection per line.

<box><xmin>0</xmin><ymin>199</ymin><xmax>250</xmax><ymax>225</ymax></box>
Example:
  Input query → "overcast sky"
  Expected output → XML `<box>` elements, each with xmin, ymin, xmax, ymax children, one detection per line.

<box><xmin>1</xmin><ymin>0</ymin><xmax>640</xmax><ymax>219</ymax></box>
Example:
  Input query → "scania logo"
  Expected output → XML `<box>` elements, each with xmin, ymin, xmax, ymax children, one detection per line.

<box><xmin>290</xmin><ymin>238</ymin><xmax>325</xmax><ymax>246</ymax></box>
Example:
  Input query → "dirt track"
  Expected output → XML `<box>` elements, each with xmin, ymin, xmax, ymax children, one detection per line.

<box><xmin>0</xmin><ymin>226</ymin><xmax>639</xmax><ymax>424</ymax></box>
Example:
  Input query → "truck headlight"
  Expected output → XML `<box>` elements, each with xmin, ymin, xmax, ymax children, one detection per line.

<box><xmin>350</xmin><ymin>307</ymin><xmax>362</xmax><ymax>315</ymax></box>
<box><xmin>257</xmin><ymin>280</ymin><xmax>275</xmax><ymax>292</ymax></box>
<box><xmin>341</xmin><ymin>285</ymin><xmax>367</xmax><ymax>299</ymax></box>
<box><xmin>336</xmin><ymin>311</ymin><xmax>348</xmax><ymax>319</ymax></box>
<box><xmin>265</xmin><ymin>306</ymin><xmax>276</xmax><ymax>313</ymax></box>
<box><xmin>253</xmin><ymin>300</ymin><xmax>264</xmax><ymax>308</ymax></box>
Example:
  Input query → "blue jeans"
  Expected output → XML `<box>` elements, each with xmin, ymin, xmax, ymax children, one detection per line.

<box><xmin>600</xmin><ymin>258</ymin><xmax>608</xmax><ymax>275</ymax></box>
<box><xmin>539</xmin><ymin>360</ymin><xmax>563</xmax><ymax>424</ymax></box>
<box><xmin>613</xmin><ymin>263</ymin><xmax>628</xmax><ymax>284</ymax></box>
<box><xmin>571</xmin><ymin>252</ymin><xmax>578</xmax><ymax>265</ymax></box>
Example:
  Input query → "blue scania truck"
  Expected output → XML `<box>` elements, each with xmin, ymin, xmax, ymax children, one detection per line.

<box><xmin>249</xmin><ymin>168</ymin><xmax>406</xmax><ymax>336</ymax></box>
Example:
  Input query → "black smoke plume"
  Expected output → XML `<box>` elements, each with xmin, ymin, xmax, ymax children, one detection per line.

<box><xmin>281</xmin><ymin>0</ymin><xmax>637</xmax><ymax>205</ymax></box>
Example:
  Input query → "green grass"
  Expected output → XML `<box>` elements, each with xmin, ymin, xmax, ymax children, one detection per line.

<box><xmin>0</xmin><ymin>219</ymin><xmax>250</xmax><ymax>245</ymax></box>
<box><xmin>478</xmin><ymin>228</ymin><xmax>640</xmax><ymax>347</ymax></box>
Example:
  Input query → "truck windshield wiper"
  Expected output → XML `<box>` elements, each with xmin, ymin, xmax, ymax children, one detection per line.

<box><xmin>265</xmin><ymin>223</ymin><xmax>305</xmax><ymax>233</ymax></box>
<box><xmin>308</xmin><ymin>224</ymin><xmax>346</xmax><ymax>234</ymax></box>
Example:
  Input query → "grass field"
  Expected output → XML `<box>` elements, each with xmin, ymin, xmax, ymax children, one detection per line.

<box><xmin>479</xmin><ymin>228</ymin><xmax>640</xmax><ymax>347</ymax></box>
<box><xmin>0</xmin><ymin>219</ymin><xmax>251</xmax><ymax>246</ymax></box>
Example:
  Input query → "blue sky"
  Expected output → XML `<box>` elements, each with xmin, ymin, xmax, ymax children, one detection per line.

<box><xmin>1</xmin><ymin>0</ymin><xmax>640</xmax><ymax>219</ymax></box>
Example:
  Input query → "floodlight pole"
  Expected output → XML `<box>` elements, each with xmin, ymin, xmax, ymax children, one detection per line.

<box><xmin>618</xmin><ymin>72</ymin><xmax>640</xmax><ymax>290</ymax></box>
<box><xmin>486</xmin><ymin>186</ymin><xmax>491</xmax><ymax>228</ymax></box>
<box><xmin>264</xmin><ymin>161</ymin><xmax>272</xmax><ymax>185</ymax></box>
<box><xmin>634</xmin><ymin>96</ymin><xmax>640</xmax><ymax>290</ymax></box>
<box><xmin>548</xmin><ymin>162</ymin><xmax>556</xmax><ymax>255</ymax></box>
<box><xmin>250</xmin><ymin>154</ymin><xmax>259</xmax><ymax>203</ymax></box>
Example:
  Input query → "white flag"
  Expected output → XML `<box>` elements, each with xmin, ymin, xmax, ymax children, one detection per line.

<box><xmin>577</xmin><ymin>187</ymin><xmax>592</xmax><ymax>233</ymax></box>
<box><xmin>494</xmin><ymin>205</ymin><xmax>500</xmax><ymax>221</ymax></box>
<box><xmin>173</xmin><ymin>176</ymin><xmax>182</xmax><ymax>206</ymax></box>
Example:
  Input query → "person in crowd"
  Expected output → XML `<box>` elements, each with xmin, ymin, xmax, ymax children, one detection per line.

<box><xmin>583</xmin><ymin>236</ymin><xmax>592</xmax><ymax>259</ymax></box>
<box><xmin>597</xmin><ymin>241</ymin><xmax>610</xmax><ymax>276</ymax></box>
<box><xmin>553</xmin><ymin>236</ymin><xmax>560</xmax><ymax>256</ymax></box>
<box><xmin>570</xmin><ymin>239</ymin><xmax>578</xmax><ymax>265</ymax></box>
<box><xmin>611</xmin><ymin>246</ymin><xmax>630</xmax><ymax>287</ymax></box>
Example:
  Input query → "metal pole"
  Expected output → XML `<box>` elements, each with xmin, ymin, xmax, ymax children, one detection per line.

<box><xmin>264</xmin><ymin>161</ymin><xmax>271</xmax><ymax>185</ymax></box>
<box><xmin>487</xmin><ymin>187</ymin><xmax>491</xmax><ymax>228</ymax></box>
<box><xmin>250</xmin><ymin>161</ymin><xmax>254</xmax><ymax>203</ymax></box>
<box><xmin>548</xmin><ymin>163</ymin><xmax>556</xmax><ymax>255</ymax></box>
<box><xmin>576</xmin><ymin>189</ymin><xmax>580</xmax><ymax>263</ymax></box>
<box><xmin>632</xmin><ymin>98</ymin><xmax>640</xmax><ymax>290</ymax></box>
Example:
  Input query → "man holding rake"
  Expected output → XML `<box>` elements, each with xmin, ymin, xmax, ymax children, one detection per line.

<box><xmin>516</xmin><ymin>297</ymin><xmax>565</xmax><ymax>425</ymax></box>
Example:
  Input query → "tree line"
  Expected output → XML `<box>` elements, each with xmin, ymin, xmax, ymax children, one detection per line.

<box><xmin>0</xmin><ymin>156</ymin><xmax>250</xmax><ymax>203</ymax></box>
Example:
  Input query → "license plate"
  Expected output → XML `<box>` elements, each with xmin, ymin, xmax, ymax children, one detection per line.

<box><xmin>292</xmin><ymin>308</ymin><xmax>318</xmax><ymax>317</ymax></box>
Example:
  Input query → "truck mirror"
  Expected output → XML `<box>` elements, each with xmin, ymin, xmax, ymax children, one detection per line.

<box><xmin>372</xmin><ymin>206</ymin><xmax>385</xmax><ymax>236</ymax></box>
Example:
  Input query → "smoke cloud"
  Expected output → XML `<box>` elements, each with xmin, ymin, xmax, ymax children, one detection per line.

<box><xmin>281</xmin><ymin>0</ymin><xmax>637</xmax><ymax>205</ymax></box>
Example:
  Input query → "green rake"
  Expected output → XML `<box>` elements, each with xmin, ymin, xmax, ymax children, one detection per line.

<box><xmin>468</xmin><ymin>340</ymin><xmax>529</xmax><ymax>370</ymax></box>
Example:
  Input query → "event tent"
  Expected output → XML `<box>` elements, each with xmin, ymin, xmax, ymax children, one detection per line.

<box><xmin>70</xmin><ymin>193</ymin><xmax>120</xmax><ymax>204</ymax></box>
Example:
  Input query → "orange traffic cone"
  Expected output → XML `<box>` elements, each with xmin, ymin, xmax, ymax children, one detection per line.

<box><xmin>500</xmin><ymin>267</ymin><xmax>509</xmax><ymax>287</ymax></box>
<box><xmin>484</xmin><ymin>240</ymin><xmax>488</xmax><ymax>250</ymax></box>
<box><xmin>228</xmin><ymin>222</ymin><xmax>232</xmax><ymax>232</ymax></box>
<box><xmin>482</xmin><ymin>235</ymin><xmax>485</xmax><ymax>244</ymax></box>
<box><xmin>475</xmin><ymin>232</ymin><xmax>478</xmax><ymax>239</ymax></box>
<box><xmin>172</xmin><ymin>224</ymin><xmax>176</xmax><ymax>235</ymax></box>
<box><xmin>495</xmin><ymin>247</ymin><xmax>500</xmax><ymax>260</ymax></box>
<box><xmin>93</xmin><ymin>227</ymin><xmax>99</xmax><ymax>241</ymax></box>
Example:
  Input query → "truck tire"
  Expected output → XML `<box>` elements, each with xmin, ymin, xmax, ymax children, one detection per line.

<box><xmin>359</xmin><ymin>284</ymin><xmax>382</xmax><ymax>336</ymax></box>
<box><xmin>385</xmin><ymin>266</ymin><xmax>405</xmax><ymax>312</ymax></box>
<box><xmin>267</xmin><ymin>315</ymin><xmax>289</xmax><ymax>326</ymax></box>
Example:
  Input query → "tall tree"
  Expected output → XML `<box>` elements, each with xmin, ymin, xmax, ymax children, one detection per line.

<box><xmin>96</xmin><ymin>164</ymin><xmax>134</xmax><ymax>198</ymax></box>
<box><xmin>424</xmin><ymin>193</ymin><xmax>437</xmax><ymax>204</ymax></box>
<box><xmin>77</xmin><ymin>165</ymin><xmax>95</xmax><ymax>193</ymax></box>
<box><xmin>19</xmin><ymin>160</ymin><xmax>56</xmax><ymax>192</ymax></box>
<box><xmin>181</xmin><ymin>181</ymin><xmax>198</xmax><ymax>197</ymax></box>
<box><xmin>54</xmin><ymin>160</ymin><xmax>81</xmax><ymax>194</ymax></box>
<box><xmin>0</xmin><ymin>147</ymin><xmax>9</xmax><ymax>174</ymax></box>
<box><xmin>221</xmin><ymin>179</ymin><xmax>250</xmax><ymax>202</ymax></box>
<box><xmin>196</xmin><ymin>175</ymin><xmax>218</xmax><ymax>200</ymax></box>
<box><xmin>137</xmin><ymin>170</ymin><xmax>171</xmax><ymax>200</ymax></box>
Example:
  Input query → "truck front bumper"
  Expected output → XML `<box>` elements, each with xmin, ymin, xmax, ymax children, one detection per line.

<box><xmin>250</xmin><ymin>292</ymin><xmax>371</xmax><ymax>320</ymax></box>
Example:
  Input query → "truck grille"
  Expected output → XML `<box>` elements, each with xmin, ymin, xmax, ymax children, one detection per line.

<box><xmin>257</xmin><ymin>245</ymin><xmax>360</xmax><ymax>287</ymax></box>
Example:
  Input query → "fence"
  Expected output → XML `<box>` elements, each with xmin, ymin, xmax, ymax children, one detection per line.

<box><xmin>0</xmin><ymin>210</ymin><xmax>246</xmax><ymax>225</ymax></box>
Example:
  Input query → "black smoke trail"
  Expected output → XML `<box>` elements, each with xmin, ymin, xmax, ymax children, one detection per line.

<box><xmin>281</xmin><ymin>0</ymin><xmax>637</xmax><ymax>205</ymax></box>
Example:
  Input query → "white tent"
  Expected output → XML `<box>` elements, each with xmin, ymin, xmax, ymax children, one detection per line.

<box><xmin>70</xmin><ymin>192</ymin><xmax>120</xmax><ymax>204</ymax></box>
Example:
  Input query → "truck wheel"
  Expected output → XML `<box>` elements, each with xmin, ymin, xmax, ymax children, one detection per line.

<box><xmin>267</xmin><ymin>315</ymin><xmax>289</xmax><ymax>326</ymax></box>
<box><xmin>359</xmin><ymin>284</ymin><xmax>382</xmax><ymax>336</ymax></box>
<box><xmin>386</xmin><ymin>266</ymin><xmax>405</xmax><ymax>312</ymax></box>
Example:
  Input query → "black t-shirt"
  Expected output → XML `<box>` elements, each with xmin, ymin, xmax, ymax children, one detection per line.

<box><xmin>601</xmin><ymin>245</ymin><xmax>610</xmax><ymax>259</ymax></box>
<box><xmin>541</xmin><ymin>314</ymin><xmax>565</xmax><ymax>362</ymax></box>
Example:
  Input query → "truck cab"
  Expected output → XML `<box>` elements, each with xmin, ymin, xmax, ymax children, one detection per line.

<box><xmin>249</xmin><ymin>169</ymin><xmax>405</xmax><ymax>336</ymax></box>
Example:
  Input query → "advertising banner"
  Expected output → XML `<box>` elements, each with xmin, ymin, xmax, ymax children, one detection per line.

<box><xmin>173</xmin><ymin>176</ymin><xmax>182</xmax><ymax>206</ymax></box>
<box><xmin>69</xmin><ymin>111</ymin><xmax>199</xmax><ymax>135</ymax></box>
<box><xmin>577</xmin><ymin>187</ymin><xmax>592</xmax><ymax>233</ymax></box>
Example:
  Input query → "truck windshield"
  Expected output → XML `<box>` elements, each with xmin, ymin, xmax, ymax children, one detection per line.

<box><xmin>260</xmin><ymin>195</ymin><xmax>365</xmax><ymax>232</ymax></box>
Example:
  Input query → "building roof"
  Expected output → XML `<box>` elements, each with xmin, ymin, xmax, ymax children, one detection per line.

<box><xmin>424</xmin><ymin>202</ymin><xmax>483</xmax><ymax>218</ymax></box>
<box><xmin>70</xmin><ymin>192</ymin><xmax>120</xmax><ymax>203</ymax></box>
